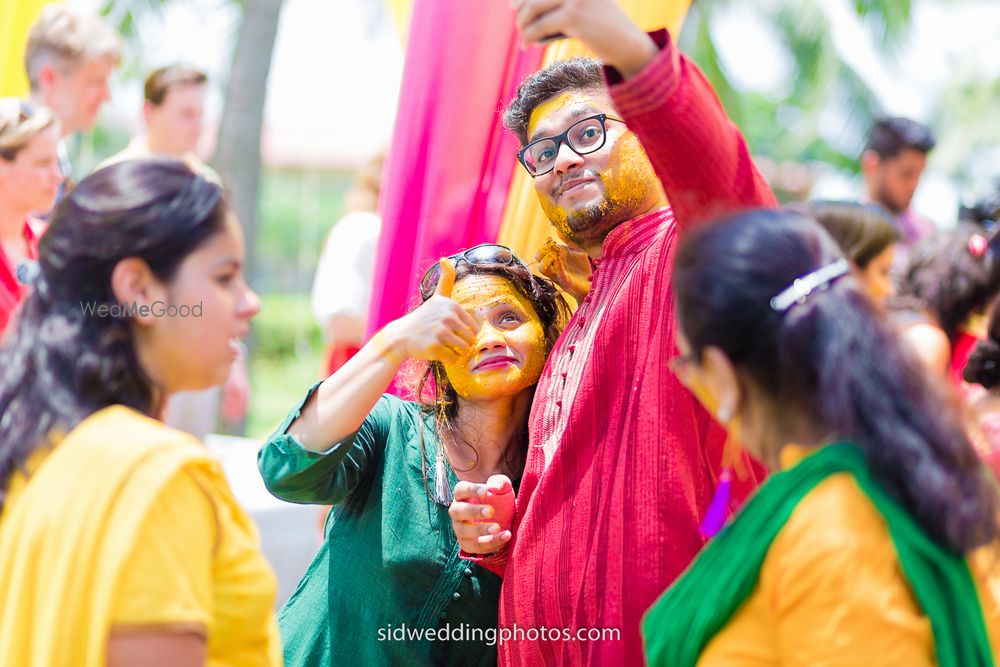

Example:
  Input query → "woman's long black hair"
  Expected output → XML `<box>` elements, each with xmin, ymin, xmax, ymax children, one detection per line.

<box><xmin>0</xmin><ymin>159</ymin><xmax>227</xmax><ymax>510</ymax></box>
<box><xmin>674</xmin><ymin>208</ymin><xmax>998</xmax><ymax>553</ymax></box>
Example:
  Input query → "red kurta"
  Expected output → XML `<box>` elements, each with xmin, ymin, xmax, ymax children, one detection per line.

<box><xmin>473</xmin><ymin>31</ymin><xmax>778</xmax><ymax>665</ymax></box>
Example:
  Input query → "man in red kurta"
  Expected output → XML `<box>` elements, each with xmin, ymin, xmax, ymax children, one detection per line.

<box><xmin>451</xmin><ymin>2</ymin><xmax>778</xmax><ymax>664</ymax></box>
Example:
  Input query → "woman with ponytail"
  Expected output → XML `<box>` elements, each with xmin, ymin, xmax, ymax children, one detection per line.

<box><xmin>257</xmin><ymin>246</ymin><xmax>567</xmax><ymax>666</ymax></box>
<box><xmin>644</xmin><ymin>209</ymin><xmax>1000</xmax><ymax>666</ymax></box>
<box><xmin>0</xmin><ymin>159</ymin><xmax>279</xmax><ymax>666</ymax></box>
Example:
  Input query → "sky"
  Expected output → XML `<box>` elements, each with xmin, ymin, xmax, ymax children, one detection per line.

<box><xmin>82</xmin><ymin>0</ymin><xmax>403</xmax><ymax>168</ymax></box>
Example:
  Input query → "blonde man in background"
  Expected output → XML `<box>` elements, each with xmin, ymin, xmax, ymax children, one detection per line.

<box><xmin>25</xmin><ymin>5</ymin><xmax>120</xmax><ymax>190</ymax></box>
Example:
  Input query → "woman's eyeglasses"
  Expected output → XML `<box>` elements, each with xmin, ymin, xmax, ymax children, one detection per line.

<box><xmin>419</xmin><ymin>243</ymin><xmax>524</xmax><ymax>299</ymax></box>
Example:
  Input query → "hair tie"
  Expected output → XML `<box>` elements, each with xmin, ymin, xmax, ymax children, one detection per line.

<box><xmin>769</xmin><ymin>258</ymin><xmax>851</xmax><ymax>312</ymax></box>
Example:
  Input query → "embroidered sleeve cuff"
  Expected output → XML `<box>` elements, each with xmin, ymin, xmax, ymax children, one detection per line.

<box><xmin>460</xmin><ymin>544</ymin><xmax>510</xmax><ymax>578</ymax></box>
<box><xmin>605</xmin><ymin>29</ymin><xmax>682</xmax><ymax>118</ymax></box>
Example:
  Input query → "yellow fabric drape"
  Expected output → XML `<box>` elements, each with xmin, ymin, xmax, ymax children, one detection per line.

<box><xmin>385</xmin><ymin>0</ymin><xmax>414</xmax><ymax>47</ymax></box>
<box><xmin>497</xmin><ymin>0</ymin><xmax>691</xmax><ymax>263</ymax></box>
<box><xmin>0</xmin><ymin>0</ymin><xmax>51</xmax><ymax>96</ymax></box>
<box><xmin>0</xmin><ymin>406</ymin><xmax>281</xmax><ymax>666</ymax></box>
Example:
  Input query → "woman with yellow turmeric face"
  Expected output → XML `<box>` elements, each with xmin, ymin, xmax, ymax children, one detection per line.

<box><xmin>257</xmin><ymin>248</ymin><xmax>568</xmax><ymax>666</ymax></box>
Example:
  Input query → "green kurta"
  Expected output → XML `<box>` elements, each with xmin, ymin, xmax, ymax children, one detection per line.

<box><xmin>258</xmin><ymin>383</ymin><xmax>501</xmax><ymax>666</ymax></box>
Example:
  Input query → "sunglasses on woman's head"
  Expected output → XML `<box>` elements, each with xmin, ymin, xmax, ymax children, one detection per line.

<box><xmin>419</xmin><ymin>243</ymin><xmax>524</xmax><ymax>299</ymax></box>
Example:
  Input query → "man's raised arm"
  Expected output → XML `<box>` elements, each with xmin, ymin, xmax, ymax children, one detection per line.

<box><xmin>516</xmin><ymin>0</ymin><xmax>778</xmax><ymax>229</ymax></box>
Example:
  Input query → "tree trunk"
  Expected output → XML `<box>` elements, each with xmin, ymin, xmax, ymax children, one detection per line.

<box><xmin>212</xmin><ymin>0</ymin><xmax>284</xmax><ymax>435</ymax></box>
<box><xmin>213</xmin><ymin>0</ymin><xmax>284</xmax><ymax>281</ymax></box>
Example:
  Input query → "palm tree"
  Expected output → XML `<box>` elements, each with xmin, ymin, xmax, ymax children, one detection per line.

<box><xmin>679</xmin><ymin>0</ymin><xmax>914</xmax><ymax>185</ymax></box>
<box><xmin>212</xmin><ymin>0</ymin><xmax>284</xmax><ymax>281</ymax></box>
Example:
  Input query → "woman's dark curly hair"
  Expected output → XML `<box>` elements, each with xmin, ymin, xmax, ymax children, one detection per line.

<box><xmin>964</xmin><ymin>298</ymin><xmax>1000</xmax><ymax>388</ymax></box>
<box><xmin>894</xmin><ymin>223</ymin><xmax>1000</xmax><ymax>342</ymax></box>
<box><xmin>0</xmin><ymin>159</ymin><xmax>227</xmax><ymax>510</ymax></box>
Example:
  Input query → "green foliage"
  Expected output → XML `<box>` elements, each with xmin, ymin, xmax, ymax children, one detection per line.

<box><xmin>246</xmin><ymin>292</ymin><xmax>325</xmax><ymax>439</ymax></box>
<box><xmin>681</xmin><ymin>0</ymin><xmax>914</xmax><ymax>181</ymax></box>
<box><xmin>251</xmin><ymin>291</ymin><xmax>323</xmax><ymax>360</ymax></box>
<box><xmin>254</xmin><ymin>167</ymin><xmax>354</xmax><ymax>292</ymax></box>
<box><xmin>928</xmin><ymin>67</ymin><xmax>1000</xmax><ymax>193</ymax></box>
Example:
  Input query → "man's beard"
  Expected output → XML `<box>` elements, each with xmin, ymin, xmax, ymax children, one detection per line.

<box><xmin>876</xmin><ymin>182</ymin><xmax>907</xmax><ymax>215</ymax></box>
<box><xmin>563</xmin><ymin>197</ymin><xmax>633</xmax><ymax>247</ymax></box>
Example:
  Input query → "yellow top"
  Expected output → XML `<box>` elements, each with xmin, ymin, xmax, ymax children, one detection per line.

<box><xmin>0</xmin><ymin>405</ymin><xmax>281</xmax><ymax>667</ymax></box>
<box><xmin>699</xmin><ymin>445</ymin><xmax>1000</xmax><ymax>667</ymax></box>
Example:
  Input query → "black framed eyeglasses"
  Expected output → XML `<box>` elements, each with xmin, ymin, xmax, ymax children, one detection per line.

<box><xmin>419</xmin><ymin>243</ymin><xmax>524</xmax><ymax>299</ymax></box>
<box><xmin>516</xmin><ymin>113</ymin><xmax>625</xmax><ymax>177</ymax></box>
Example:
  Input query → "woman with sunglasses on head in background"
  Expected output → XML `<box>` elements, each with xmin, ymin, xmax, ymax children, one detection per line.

<box><xmin>0</xmin><ymin>99</ymin><xmax>62</xmax><ymax>337</ymax></box>
<box><xmin>0</xmin><ymin>159</ymin><xmax>278</xmax><ymax>666</ymax></box>
<box><xmin>258</xmin><ymin>244</ymin><xmax>569</xmax><ymax>666</ymax></box>
<box><xmin>643</xmin><ymin>209</ymin><xmax>1000</xmax><ymax>666</ymax></box>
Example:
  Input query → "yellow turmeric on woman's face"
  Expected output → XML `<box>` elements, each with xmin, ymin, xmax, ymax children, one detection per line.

<box><xmin>440</xmin><ymin>275</ymin><xmax>547</xmax><ymax>401</ymax></box>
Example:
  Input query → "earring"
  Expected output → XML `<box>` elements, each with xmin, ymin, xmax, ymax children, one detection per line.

<box><xmin>717</xmin><ymin>404</ymin><xmax>732</xmax><ymax>424</ymax></box>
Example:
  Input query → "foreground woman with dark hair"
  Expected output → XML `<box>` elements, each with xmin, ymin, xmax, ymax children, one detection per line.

<box><xmin>644</xmin><ymin>209</ymin><xmax>1000</xmax><ymax>666</ymax></box>
<box><xmin>0</xmin><ymin>159</ymin><xmax>278</xmax><ymax>666</ymax></box>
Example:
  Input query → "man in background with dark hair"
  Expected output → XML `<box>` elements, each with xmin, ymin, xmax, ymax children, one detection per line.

<box><xmin>862</xmin><ymin>116</ymin><xmax>937</xmax><ymax>245</ymax></box>
<box><xmin>99</xmin><ymin>65</ymin><xmax>218</xmax><ymax>183</ymax></box>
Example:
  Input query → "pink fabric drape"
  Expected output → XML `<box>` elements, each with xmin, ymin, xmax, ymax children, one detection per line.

<box><xmin>367</xmin><ymin>0</ymin><xmax>544</xmax><ymax>335</ymax></box>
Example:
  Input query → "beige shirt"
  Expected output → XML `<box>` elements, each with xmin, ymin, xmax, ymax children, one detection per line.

<box><xmin>97</xmin><ymin>136</ymin><xmax>221</xmax><ymax>185</ymax></box>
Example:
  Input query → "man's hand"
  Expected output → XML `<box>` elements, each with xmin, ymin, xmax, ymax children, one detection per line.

<box><xmin>536</xmin><ymin>236</ymin><xmax>592</xmax><ymax>303</ymax></box>
<box><xmin>449</xmin><ymin>475</ymin><xmax>515</xmax><ymax>554</ymax></box>
<box><xmin>513</xmin><ymin>0</ymin><xmax>659</xmax><ymax>78</ymax></box>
